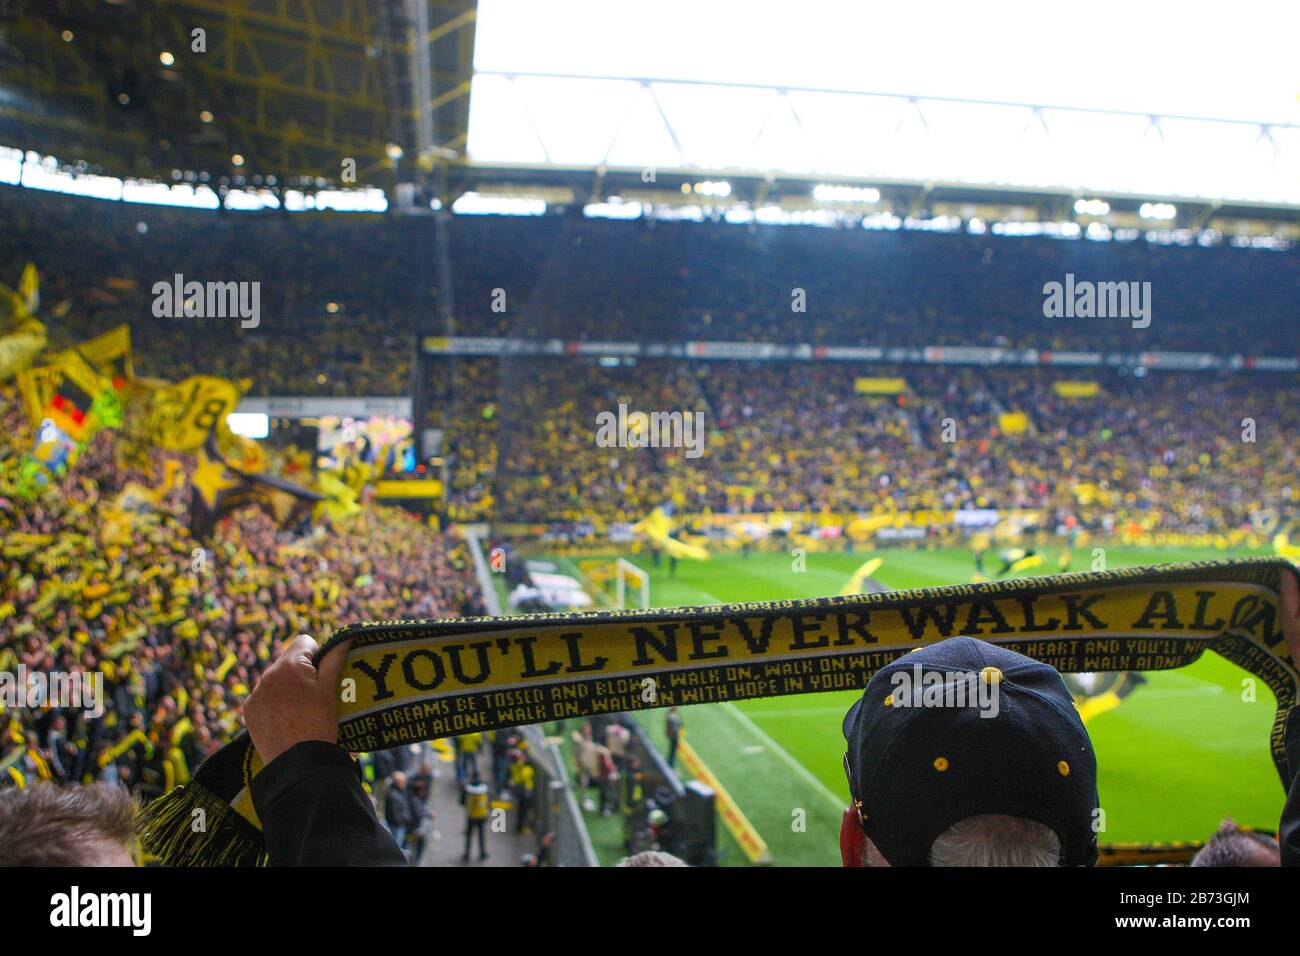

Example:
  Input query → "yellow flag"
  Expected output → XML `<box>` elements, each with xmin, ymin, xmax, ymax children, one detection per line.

<box><xmin>146</xmin><ymin>376</ymin><xmax>241</xmax><ymax>451</ymax></box>
<box><xmin>839</xmin><ymin>557</ymin><xmax>885</xmax><ymax>595</ymax></box>
<box><xmin>17</xmin><ymin>262</ymin><xmax>39</xmax><ymax>315</ymax></box>
<box><xmin>0</xmin><ymin>263</ymin><xmax>45</xmax><ymax>381</ymax></box>
<box><xmin>632</xmin><ymin>507</ymin><xmax>709</xmax><ymax>561</ymax></box>
<box><xmin>315</xmin><ymin>471</ymin><xmax>361</xmax><ymax>522</ymax></box>
<box><xmin>998</xmin><ymin>411</ymin><xmax>1030</xmax><ymax>435</ymax></box>
<box><xmin>56</xmin><ymin>325</ymin><xmax>133</xmax><ymax>385</ymax></box>
<box><xmin>0</xmin><ymin>318</ymin><xmax>46</xmax><ymax>383</ymax></box>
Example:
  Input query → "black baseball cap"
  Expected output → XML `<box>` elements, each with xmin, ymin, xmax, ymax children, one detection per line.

<box><xmin>842</xmin><ymin>636</ymin><xmax>1098</xmax><ymax>867</ymax></box>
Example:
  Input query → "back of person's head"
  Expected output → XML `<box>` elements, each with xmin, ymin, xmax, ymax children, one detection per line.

<box><xmin>0</xmin><ymin>783</ymin><xmax>138</xmax><ymax>866</ymax></box>
<box><xmin>842</xmin><ymin>637</ymin><xmax>1099</xmax><ymax>867</ymax></box>
<box><xmin>617</xmin><ymin>850</ymin><xmax>687</xmax><ymax>867</ymax></box>
<box><xmin>855</xmin><ymin>814</ymin><xmax>1062</xmax><ymax>867</ymax></box>
<box><xmin>929</xmin><ymin>815</ymin><xmax>1062</xmax><ymax>867</ymax></box>
<box><xmin>1190</xmin><ymin>818</ymin><xmax>1280</xmax><ymax>867</ymax></box>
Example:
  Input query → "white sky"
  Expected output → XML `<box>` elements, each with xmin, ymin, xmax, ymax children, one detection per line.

<box><xmin>474</xmin><ymin>0</ymin><xmax>1300</xmax><ymax>124</ymax></box>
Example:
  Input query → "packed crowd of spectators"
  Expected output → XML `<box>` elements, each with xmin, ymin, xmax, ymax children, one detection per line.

<box><xmin>2</xmin><ymin>184</ymin><xmax>1295</xmax><ymax>871</ymax></box>
<box><xmin>0</xmin><ymin>186</ymin><xmax>429</xmax><ymax>396</ymax></box>
<box><xmin>0</xmin><ymin>385</ymin><xmax>484</xmax><ymax>800</ymax></box>
<box><xmin>2</xmin><ymin>185</ymin><xmax>1297</xmax><ymax>398</ymax></box>
<box><xmin>434</xmin><ymin>356</ymin><xmax>1300</xmax><ymax>533</ymax></box>
<box><xmin>455</xmin><ymin>215</ymin><xmax>1300</xmax><ymax>353</ymax></box>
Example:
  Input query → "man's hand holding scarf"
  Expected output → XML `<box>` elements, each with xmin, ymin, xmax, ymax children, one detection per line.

<box><xmin>243</xmin><ymin>634</ymin><xmax>406</xmax><ymax>866</ymax></box>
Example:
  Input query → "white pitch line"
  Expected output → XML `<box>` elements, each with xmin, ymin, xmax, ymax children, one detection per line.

<box><xmin>653</xmin><ymin>576</ymin><xmax>846</xmax><ymax>812</ymax></box>
<box><xmin>721</xmin><ymin>702</ymin><xmax>845</xmax><ymax>811</ymax></box>
<box><xmin>735</xmin><ymin>706</ymin><xmax>851</xmax><ymax>719</ymax></box>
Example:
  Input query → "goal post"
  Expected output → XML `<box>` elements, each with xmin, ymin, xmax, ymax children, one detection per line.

<box><xmin>614</xmin><ymin>558</ymin><xmax>650</xmax><ymax>610</ymax></box>
<box><xmin>575</xmin><ymin>557</ymin><xmax>651</xmax><ymax>609</ymax></box>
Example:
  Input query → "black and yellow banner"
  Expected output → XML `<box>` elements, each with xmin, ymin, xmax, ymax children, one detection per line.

<box><xmin>331</xmin><ymin>559</ymin><xmax>1296</xmax><ymax>759</ymax></box>
<box><xmin>189</xmin><ymin>437</ymin><xmax>322</xmax><ymax>538</ymax></box>
<box><xmin>144</xmin><ymin>375</ymin><xmax>241</xmax><ymax>452</ymax></box>
<box><xmin>854</xmin><ymin>376</ymin><xmax>908</xmax><ymax>395</ymax></box>
<box><xmin>141</xmin><ymin>558</ymin><xmax>1299</xmax><ymax>866</ymax></box>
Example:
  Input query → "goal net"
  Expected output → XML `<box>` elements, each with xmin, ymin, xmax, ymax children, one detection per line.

<box><xmin>579</xmin><ymin>557</ymin><xmax>651</xmax><ymax>609</ymax></box>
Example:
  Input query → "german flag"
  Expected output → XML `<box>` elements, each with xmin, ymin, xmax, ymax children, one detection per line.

<box><xmin>38</xmin><ymin>351</ymin><xmax>112</xmax><ymax>442</ymax></box>
<box><xmin>47</xmin><ymin>372</ymin><xmax>95</xmax><ymax>440</ymax></box>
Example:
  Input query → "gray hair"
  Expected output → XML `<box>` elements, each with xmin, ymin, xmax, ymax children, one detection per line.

<box><xmin>928</xmin><ymin>814</ymin><xmax>1061</xmax><ymax>867</ymax></box>
<box><xmin>617</xmin><ymin>850</ymin><xmax>688</xmax><ymax>867</ymax></box>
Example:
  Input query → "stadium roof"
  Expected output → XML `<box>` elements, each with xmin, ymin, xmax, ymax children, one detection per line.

<box><xmin>3</xmin><ymin>0</ymin><xmax>1300</xmax><ymax>233</ymax></box>
<box><xmin>0</xmin><ymin>0</ymin><xmax>476</xmax><ymax>183</ymax></box>
<box><xmin>460</xmin><ymin>0</ymin><xmax>1300</xmax><ymax>218</ymax></box>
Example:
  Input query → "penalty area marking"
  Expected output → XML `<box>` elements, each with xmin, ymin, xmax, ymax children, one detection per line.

<box><xmin>651</xmin><ymin>575</ymin><xmax>845</xmax><ymax>812</ymax></box>
<box><xmin>721</xmin><ymin>702</ymin><xmax>844</xmax><ymax>812</ymax></box>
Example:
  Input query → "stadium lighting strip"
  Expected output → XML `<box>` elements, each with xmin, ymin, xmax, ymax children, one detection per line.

<box><xmin>573</xmin><ymin>200</ymin><xmax>1289</xmax><ymax>250</ymax></box>
<box><xmin>0</xmin><ymin>142</ymin><xmax>1291</xmax><ymax>250</ymax></box>
<box><xmin>0</xmin><ymin>146</ymin><xmax>388</xmax><ymax>213</ymax></box>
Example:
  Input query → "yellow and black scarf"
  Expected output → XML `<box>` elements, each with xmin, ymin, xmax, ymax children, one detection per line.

<box><xmin>140</xmin><ymin>558</ymin><xmax>1299</xmax><ymax>866</ymax></box>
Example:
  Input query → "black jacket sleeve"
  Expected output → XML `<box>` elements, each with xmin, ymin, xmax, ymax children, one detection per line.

<box><xmin>1281</xmin><ymin>707</ymin><xmax>1300</xmax><ymax>866</ymax></box>
<box><xmin>250</xmin><ymin>740</ymin><xmax>407</xmax><ymax>866</ymax></box>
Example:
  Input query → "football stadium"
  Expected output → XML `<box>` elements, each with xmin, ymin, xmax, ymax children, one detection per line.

<box><xmin>1</xmin><ymin>0</ymin><xmax>1299</xmax><ymax>911</ymax></box>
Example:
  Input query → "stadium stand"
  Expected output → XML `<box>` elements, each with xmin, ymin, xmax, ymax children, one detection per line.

<box><xmin>0</xmin><ymin>387</ymin><xmax>484</xmax><ymax>801</ymax></box>
<box><xmin>2</xmin><ymin>184</ymin><xmax>1298</xmax><ymax>398</ymax></box>
<box><xmin>0</xmin><ymin>166</ymin><xmax>1296</xmax><ymax>877</ymax></box>
<box><xmin>439</xmin><ymin>356</ymin><xmax>1299</xmax><ymax>533</ymax></box>
<box><xmin>5</xmin><ymin>181</ymin><xmax>1292</xmax><ymax>531</ymax></box>
<box><xmin>7</xmin><ymin>6</ymin><xmax>1300</xmax><ymax>943</ymax></box>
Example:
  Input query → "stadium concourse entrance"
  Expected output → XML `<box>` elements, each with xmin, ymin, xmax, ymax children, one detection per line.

<box><xmin>406</xmin><ymin>724</ymin><xmax>597</xmax><ymax>867</ymax></box>
<box><xmin>411</xmin><ymin>742</ymin><xmax>536</xmax><ymax>867</ymax></box>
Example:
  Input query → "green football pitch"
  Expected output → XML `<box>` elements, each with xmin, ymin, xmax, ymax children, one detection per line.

<box><xmin>543</xmin><ymin>545</ymin><xmax>1284</xmax><ymax>866</ymax></box>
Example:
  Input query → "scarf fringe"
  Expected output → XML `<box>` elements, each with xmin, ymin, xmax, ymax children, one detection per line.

<box><xmin>138</xmin><ymin>782</ymin><xmax>266</xmax><ymax>867</ymax></box>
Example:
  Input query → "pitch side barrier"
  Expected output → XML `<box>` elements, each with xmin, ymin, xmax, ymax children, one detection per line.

<box><xmin>622</xmin><ymin>716</ymin><xmax>718</xmax><ymax>866</ymax></box>
<box><xmin>464</xmin><ymin>529</ymin><xmax>594</xmax><ymax>864</ymax></box>
<box><xmin>463</xmin><ymin>526</ymin><xmax>503</xmax><ymax>616</ymax></box>
<box><xmin>423</xmin><ymin>336</ymin><xmax>1300</xmax><ymax>373</ymax></box>
<box><xmin>496</xmin><ymin>514</ymin><xmax>1276</xmax><ymax>556</ymax></box>
<box><xmin>520</xmin><ymin>724</ymin><xmax>599</xmax><ymax>867</ymax></box>
<box><xmin>626</xmin><ymin>716</ymin><xmax>685</xmax><ymax>803</ymax></box>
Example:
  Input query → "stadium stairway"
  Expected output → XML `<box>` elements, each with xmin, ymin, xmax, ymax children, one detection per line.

<box><xmin>415</xmin><ymin>750</ymin><xmax>539</xmax><ymax>868</ymax></box>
